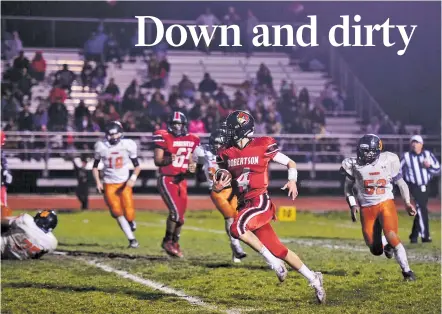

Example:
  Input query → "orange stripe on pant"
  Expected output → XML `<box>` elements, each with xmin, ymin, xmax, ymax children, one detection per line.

<box><xmin>210</xmin><ymin>188</ymin><xmax>238</xmax><ymax>219</ymax></box>
<box><xmin>104</xmin><ymin>183</ymin><xmax>135</xmax><ymax>222</ymax></box>
<box><xmin>360</xmin><ymin>199</ymin><xmax>400</xmax><ymax>254</ymax></box>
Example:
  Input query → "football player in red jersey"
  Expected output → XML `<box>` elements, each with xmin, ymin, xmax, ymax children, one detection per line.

<box><xmin>214</xmin><ymin>110</ymin><xmax>326</xmax><ymax>304</ymax></box>
<box><xmin>154</xmin><ymin>111</ymin><xmax>200</xmax><ymax>258</ymax></box>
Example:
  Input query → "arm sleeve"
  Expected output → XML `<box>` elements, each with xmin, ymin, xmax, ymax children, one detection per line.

<box><xmin>428</xmin><ymin>151</ymin><xmax>441</xmax><ymax>175</ymax></box>
<box><xmin>128</xmin><ymin>140</ymin><xmax>138</xmax><ymax>159</ymax></box>
<box><xmin>153</xmin><ymin>131</ymin><xmax>167</xmax><ymax>149</ymax></box>
<box><xmin>390</xmin><ymin>153</ymin><xmax>403</xmax><ymax>183</ymax></box>
<box><xmin>263</xmin><ymin>137</ymin><xmax>279</xmax><ymax>159</ymax></box>
<box><xmin>94</xmin><ymin>142</ymin><xmax>102</xmax><ymax>161</ymax></box>
<box><xmin>340</xmin><ymin>158</ymin><xmax>355</xmax><ymax>180</ymax></box>
<box><xmin>272</xmin><ymin>152</ymin><xmax>291</xmax><ymax>166</ymax></box>
<box><xmin>193</xmin><ymin>146</ymin><xmax>205</xmax><ymax>164</ymax></box>
<box><xmin>396</xmin><ymin>178</ymin><xmax>411</xmax><ymax>204</ymax></box>
<box><xmin>344</xmin><ymin>176</ymin><xmax>355</xmax><ymax>197</ymax></box>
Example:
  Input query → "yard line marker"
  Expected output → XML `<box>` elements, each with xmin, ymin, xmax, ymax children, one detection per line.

<box><xmin>85</xmin><ymin>259</ymin><xmax>241</xmax><ymax>314</ymax></box>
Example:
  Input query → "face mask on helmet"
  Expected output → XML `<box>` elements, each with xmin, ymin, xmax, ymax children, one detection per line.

<box><xmin>358</xmin><ymin>147</ymin><xmax>379</xmax><ymax>164</ymax></box>
<box><xmin>107</xmin><ymin>129</ymin><xmax>122</xmax><ymax>145</ymax></box>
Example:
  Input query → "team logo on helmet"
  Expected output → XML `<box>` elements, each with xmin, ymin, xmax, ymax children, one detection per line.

<box><xmin>237</xmin><ymin>112</ymin><xmax>250</xmax><ymax>126</ymax></box>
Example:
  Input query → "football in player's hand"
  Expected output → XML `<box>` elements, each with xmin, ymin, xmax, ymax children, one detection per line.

<box><xmin>214</xmin><ymin>169</ymin><xmax>232</xmax><ymax>182</ymax></box>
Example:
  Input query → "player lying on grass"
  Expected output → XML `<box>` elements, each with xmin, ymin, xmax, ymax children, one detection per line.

<box><xmin>193</xmin><ymin>122</ymin><xmax>247</xmax><ymax>263</ymax></box>
<box><xmin>213</xmin><ymin>110</ymin><xmax>326</xmax><ymax>304</ymax></box>
<box><xmin>154</xmin><ymin>112</ymin><xmax>200</xmax><ymax>258</ymax></box>
<box><xmin>1</xmin><ymin>210</ymin><xmax>58</xmax><ymax>260</ymax></box>
<box><xmin>341</xmin><ymin>134</ymin><xmax>416</xmax><ymax>281</ymax></box>
<box><xmin>93</xmin><ymin>121</ymin><xmax>141</xmax><ymax>248</ymax></box>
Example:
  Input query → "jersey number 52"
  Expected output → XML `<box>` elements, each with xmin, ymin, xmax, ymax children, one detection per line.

<box><xmin>364</xmin><ymin>179</ymin><xmax>386</xmax><ymax>195</ymax></box>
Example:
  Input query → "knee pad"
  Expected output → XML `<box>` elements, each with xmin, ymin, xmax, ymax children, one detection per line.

<box><xmin>370</xmin><ymin>246</ymin><xmax>383</xmax><ymax>256</ymax></box>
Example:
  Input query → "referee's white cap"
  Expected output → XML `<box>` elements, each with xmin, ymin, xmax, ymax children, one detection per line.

<box><xmin>410</xmin><ymin>135</ymin><xmax>424</xmax><ymax>144</ymax></box>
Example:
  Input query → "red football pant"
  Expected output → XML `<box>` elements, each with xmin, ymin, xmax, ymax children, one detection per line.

<box><xmin>1</xmin><ymin>186</ymin><xmax>7</xmax><ymax>207</ymax></box>
<box><xmin>231</xmin><ymin>194</ymin><xmax>288</xmax><ymax>259</ymax></box>
<box><xmin>157</xmin><ymin>176</ymin><xmax>188</xmax><ymax>225</ymax></box>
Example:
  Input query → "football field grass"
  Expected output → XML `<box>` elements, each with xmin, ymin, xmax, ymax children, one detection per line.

<box><xmin>2</xmin><ymin>209</ymin><xmax>441</xmax><ymax>314</ymax></box>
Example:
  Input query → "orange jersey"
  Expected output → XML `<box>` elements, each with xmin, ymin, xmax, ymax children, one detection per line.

<box><xmin>218</xmin><ymin>137</ymin><xmax>279</xmax><ymax>201</ymax></box>
<box><xmin>153</xmin><ymin>130</ymin><xmax>200</xmax><ymax>176</ymax></box>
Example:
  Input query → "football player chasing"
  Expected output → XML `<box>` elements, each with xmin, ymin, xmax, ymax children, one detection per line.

<box><xmin>213</xmin><ymin>110</ymin><xmax>326</xmax><ymax>304</ymax></box>
<box><xmin>93</xmin><ymin>121</ymin><xmax>141</xmax><ymax>248</ymax></box>
<box><xmin>1</xmin><ymin>210</ymin><xmax>58</xmax><ymax>260</ymax></box>
<box><xmin>341</xmin><ymin>134</ymin><xmax>416</xmax><ymax>281</ymax></box>
<box><xmin>154</xmin><ymin>112</ymin><xmax>200</xmax><ymax>258</ymax></box>
<box><xmin>193</xmin><ymin>123</ymin><xmax>247</xmax><ymax>263</ymax></box>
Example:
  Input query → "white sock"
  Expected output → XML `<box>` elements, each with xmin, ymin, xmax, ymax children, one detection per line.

<box><xmin>259</xmin><ymin>246</ymin><xmax>280</xmax><ymax>269</ymax></box>
<box><xmin>117</xmin><ymin>216</ymin><xmax>135</xmax><ymax>240</ymax></box>
<box><xmin>394</xmin><ymin>243</ymin><xmax>411</xmax><ymax>272</ymax></box>
<box><xmin>298</xmin><ymin>264</ymin><xmax>316</xmax><ymax>282</ymax></box>
<box><xmin>381</xmin><ymin>236</ymin><xmax>388</xmax><ymax>247</ymax></box>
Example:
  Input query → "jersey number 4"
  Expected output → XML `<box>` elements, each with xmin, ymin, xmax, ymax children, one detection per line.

<box><xmin>108</xmin><ymin>156</ymin><xmax>123</xmax><ymax>169</ymax></box>
<box><xmin>236</xmin><ymin>168</ymin><xmax>251</xmax><ymax>193</ymax></box>
<box><xmin>364</xmin><ymin>179</ymin><xmax>387</xmax><ymax>195</ymax></box>
<box><xmin>173</xmin><ymin>147</ymin><xmax>193</xmax><ymax>168</ymax></box>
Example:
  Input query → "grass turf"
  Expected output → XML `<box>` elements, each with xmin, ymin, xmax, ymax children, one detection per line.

<box><xmin>2</xmin><ymin>209</ymin><xmax>440</xmax><ymax>313</ymax></box>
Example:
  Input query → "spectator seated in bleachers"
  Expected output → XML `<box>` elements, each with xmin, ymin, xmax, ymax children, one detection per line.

<box><xmin>54</xmin><ymin>64</ymin><xmax>76</xmax><ymax>95</ymax></box>
<box><xmin>13</xmin><ymin>51</ymin><xmax>29</xmax><ymax>73</ymax></box>
<box><xmin>49</xmin><ymin>83</ymin><xmax>68</xmax><ymax>105</ymax></box>
<box><xmin>105</xmin><ymin>33</ymin><xmax>122</xmax><ymax>67</ymax></box>
<box><xmin>198</xmin><ymin>73</ymin><xmax>217</xmax><ymax>94</ymax></box>
<box><xmin>48</xmin><ymin>99</ymin><xmax>68</xmax><ymax>132</ymax></box>
<box><xmin>2</xmin><ymin>31</ymin><xmax>23</xmax><ymax>62</ymax></box>
<box><xmin>30</xmin><ymin>51</ymin><xmax>46</xmax><ymax>82</ymax></box>
<box><xmin>256</xmin><ymin>63</ymin><xmax>273</xmax><ymax>92</ymax></box>
<box><xmin>178</xmin><ymin>75</ymin><xmax>196</xmax><ymax>99</ymax></box>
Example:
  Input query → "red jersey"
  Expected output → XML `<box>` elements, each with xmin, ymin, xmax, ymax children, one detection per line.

<box><xmin>218</xmin><ymin>137</ymin><xmax>279</xmax><ymax>201</ymax></box>
<box><xmin>153</xmin><ymin>130</ymin><xmax>200</xmax><ymax>176</ymax></box>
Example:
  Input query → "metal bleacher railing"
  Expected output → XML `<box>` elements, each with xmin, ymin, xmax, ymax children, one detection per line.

<box><xmin>3</xmin><ymin>131</ymin><xmax>440</xmax><ymax>175</ymax></box>
<box><xmin>3</xmin><ymin>15</ymin><xmax>397</xmax><ymax>131</ymax></box>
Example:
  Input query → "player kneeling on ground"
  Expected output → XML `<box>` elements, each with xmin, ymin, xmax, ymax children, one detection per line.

<box><xmin>1</xmin><ymin>210</ymin><xmax>58</xmax><ymax>260</ymax></box>
<box><xmin>193</xmin><ymin>122</ymin><xmax>247</xmax><ymax>263</ymax></box>
<box><xmin>214</xmin><ymin>110</ymin><xmax>326</xmax><ymax>304</ymax></box>
<box><xmin>93</xmin><ymin>121</ymin><xmax>141</xmax><ymax>248</ymax></box>
<box><xmin>341</xmin><ymin>134</ymin><xmax>416</xmax><ymax>281</ymax></box>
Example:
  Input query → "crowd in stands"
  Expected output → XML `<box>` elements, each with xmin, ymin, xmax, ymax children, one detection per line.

<box><xmin>0</xmin><ymin>22</ymin><xmax>413</xmax><ymax>163</ymax></box>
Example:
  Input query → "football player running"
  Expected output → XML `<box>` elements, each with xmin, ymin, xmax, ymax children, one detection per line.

<box><xmin>154</xmin><ymin>112</ymin><xmax>200</xmax><ymax>258</ymax></box>
<box><xmin>213</xmin><ymin>110</ymin><xmax>326</xmax><ymax>304</ymax></box>
<box><xmin>93</xmin><ymin>121</ymin><xmax>141</xmax><ymax>248</ymax></box>
<box><xmin>341</xmin><ymin>134</ymin><xmax>416</xmax><ymax>281</ymax></box>
<box><xmin>193</xmin><ymin>122</ymin><xmax>247</xmax><ymax>263</ymax></box>
<box><xmin>1</xmin><ymin>210</ymin><xmax>58</xmax><ymax>260</ymax></box>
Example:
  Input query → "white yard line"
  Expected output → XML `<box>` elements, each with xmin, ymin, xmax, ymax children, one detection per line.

<box><xmin>88</xmin><ymin>258</ymin><xmax>240</xmax><ymax>314</ymax></box>
<box><xmin>136</xmin><ymin>222</ymin><xmax>439</xmax><ymax>263</ymax></box>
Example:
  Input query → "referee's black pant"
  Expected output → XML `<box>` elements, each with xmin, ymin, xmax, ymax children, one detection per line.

<box><xmin>408</xmin><ymin>184</ymin><xmax>430</xmax><ymax>240</ymax></box>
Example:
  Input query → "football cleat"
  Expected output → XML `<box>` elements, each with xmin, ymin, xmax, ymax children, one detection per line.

<box><xmin>402</xmin><ymin>271</ymin><xmax>416</xmax><ymax>281</ymax></box>
<box><xmin>129</xmin><ymin>221</ymin><xmax>137</xmax><ymax>232</ymax></box>
<box><xmin>128</xmin><ymin>239</ymin><xmax>139</xmax><ymax>248</ymax></box>
<box><xmin>231</xmin><ymin>243</ymin><xmax>247</xmax><ymax>261</ymax></box>
<box><xmin>422</xmin><ymin>237</ymin><xmax>432</xmax><ymax>243</ymax></box>
<box><xmin>162</xmin><ymin>240</ymin><xmax>180</xmax><ymax>258</ymax></box>
<box><xmin>173</xmin><ymin>242</ymin><xmax>184</xmax><ymax>258</ymax></box>
<box><xmin>383</xmin><ymin>244</ymin><xmax>394</xmax><ymax>259</ymax></box>
<box><xmin>310</xmin><ymin>272</ymin><xmax>326</xmax><ymax>304</ymax></box>
<box><xmin>274</xmin><ymin>262</ymin><xmax>288</xmax><ymax>283</ymax></box>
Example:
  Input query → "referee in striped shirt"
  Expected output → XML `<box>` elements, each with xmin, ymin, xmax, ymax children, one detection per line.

<box><xmin>401</xmin><ymin>135</ymin><xmax>441</xmax><ymax>243</ymax></box>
